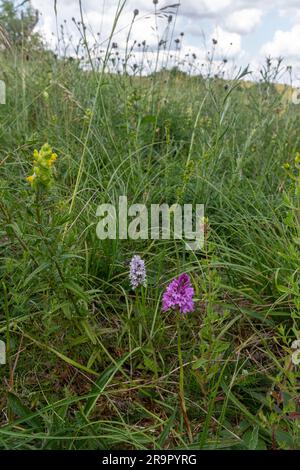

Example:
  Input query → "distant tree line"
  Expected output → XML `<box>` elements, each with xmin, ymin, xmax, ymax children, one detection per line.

<box><xmin>0</xmin><ymin>0</ymin><xmax>41</xmax><ymax>50</ymax></box>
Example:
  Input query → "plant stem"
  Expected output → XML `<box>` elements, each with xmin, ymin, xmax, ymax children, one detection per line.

<box><xmin>176</xmin><ymin>315</ymin><xmax>193</xmax><ymax>444</ymax></box>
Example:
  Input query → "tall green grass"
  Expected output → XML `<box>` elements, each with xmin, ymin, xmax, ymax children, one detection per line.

<box><xmin>1</xmin><ymin>11</ymin><xmax>300</xmax><ymax>449</ymax></box>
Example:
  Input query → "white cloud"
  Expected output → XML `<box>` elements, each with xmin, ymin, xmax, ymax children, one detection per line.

<box><xmin>29</xmin><ymin>0</ymin><xmax>300</xmax><ymax>82</ymax></box>
<box><xmin>210</xmin><ymin>26</ymin><xmax>242</xmax><ymax>59</ymax></box>
<box><xmin>261</xmin><ymin>24</ymin><xmax>300</xmax><ymax>58</ymax></box>
<box><xmin>180</xmin><ymin>0</ymin><xmax>233</xmax><ymax>18</ymax></box>
<box><xmin>279</xmin><ymin>6</ymin><xmax>300</xmax><ymax>24</ymax></box>
<box><xmin>223</xmin><ymin>8</ymin><xmax>263</xmax><ymax>34</ymax></box>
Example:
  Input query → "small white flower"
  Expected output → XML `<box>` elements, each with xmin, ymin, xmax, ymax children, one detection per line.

<box><xmin>292</xmin><ymin>349</ymin><xmax>300</xmax><ymax>366</ymax></box>
<box><xmin>291</xmin><ymin>339</ymin><xmax>300</xmax><ymax>350</ymax></box>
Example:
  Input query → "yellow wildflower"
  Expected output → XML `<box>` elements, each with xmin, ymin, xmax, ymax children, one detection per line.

<box><xmin>26</xmin><ymin>174</ymin><xmax>36</xmax><ymax>184</ymax></box>
<box><xmin>26</xmin><ymin>144</ymin><xmax>58</xmax><ymax>189</ymax></box>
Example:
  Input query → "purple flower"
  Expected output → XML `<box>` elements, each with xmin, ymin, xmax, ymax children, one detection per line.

<box><xmin>129</xmin><ymin>255</ymin><xmax>147</xmax><ymax>289</ymax></box>
<box><xmin>162</xmin><ymin>273</ymin><xmax>195</xmax><ymax>314</ymax></box>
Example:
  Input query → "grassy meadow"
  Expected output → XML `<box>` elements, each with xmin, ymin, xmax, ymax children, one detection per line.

<box><xmin>1</xmin><ymin>1</ymin><xmax>300</xmax><ymax>451</ymax></box>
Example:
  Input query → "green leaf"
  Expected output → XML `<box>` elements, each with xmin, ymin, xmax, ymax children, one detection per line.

<box><xmin>221</xmin><ymin>382</ymin><xmax>271</xmax><ymax>438</ymax></box>
<box><xmin>84</xmin><ymin>348</ymin><xmax>139</xmax><ymax>418</ymax></box>
<box><xmin>276</xmin><ymin>429</ymin><xmax>294</xmax><ymax>449</ymax></box>
<box><xmin>22</xmin><ymin>262</ymin><xmax>51</xmax><ymax>287</ymax></box>
<box><xmin>143</xmin><ymin>355</ymin><xmax>158</xmax><ymax>375</ymax></box>
<box><xmin>7</xmin><ymin>393</ymin><xmax>44</xmax><ymax>431</ymax></box>
<box><xmin>141</xmin><ymin>115</ymin><xmax>156</xmax><ymax>125</ymax></box>
<box><xmin>157</xmin><ymin>407</ymin><xmax>177</xmax><ymax>448</ymax></box>
<box><xmin>244</xmin><ymin>425</ymin><xmax>259</xmax><ymax>450</ymax></box>
<box><xmin>63</xmin><ymin>281</ymin><xmax>88</xmax><ymax>302</ymax></box>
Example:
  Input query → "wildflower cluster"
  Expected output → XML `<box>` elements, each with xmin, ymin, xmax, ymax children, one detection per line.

<box><xmin>162</xmin><ymin>273</ymin><xmax>195</xmax><ymax>314</ymax></box>
<box><xmin>129</xmin><ymin>256</ymin><xmax>195</xmax><ymax>314</ymax></box>
<box><xmin>26</xmin><ymin>143</ymin><xmax>58</xmax><ymax>190</ymax></box>
<box><xmin>129</xmin><ymin>255</ymin><xmax>147</xmax><ymax>289</ymax></box>
<box><xmin>291</xmin><ymin>339</ymin><xmax>300</xmax><ymax>366</ymax></box>
<box><xmin>282</xmin><ymin>152</ymin><xmax>300</xmax><ymax>180</ymax></box>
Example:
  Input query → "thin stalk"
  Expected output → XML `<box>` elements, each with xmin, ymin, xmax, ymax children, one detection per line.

<box><xmin>177</xmin><ymin>315</ymin><xmax>193</xmax><ymax>444</ymax></box>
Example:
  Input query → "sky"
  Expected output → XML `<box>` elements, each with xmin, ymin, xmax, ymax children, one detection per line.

<box><xmin>29</xmin><ymin>0</ymin><xmax>300</xmax><ymax>82</ymax></box>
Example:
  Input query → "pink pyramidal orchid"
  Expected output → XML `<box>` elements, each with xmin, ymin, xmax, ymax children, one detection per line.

<box><xmin>162</xmin><ymin>273</ymin><xmax>195</xmax><ymax>314</ymax></box>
